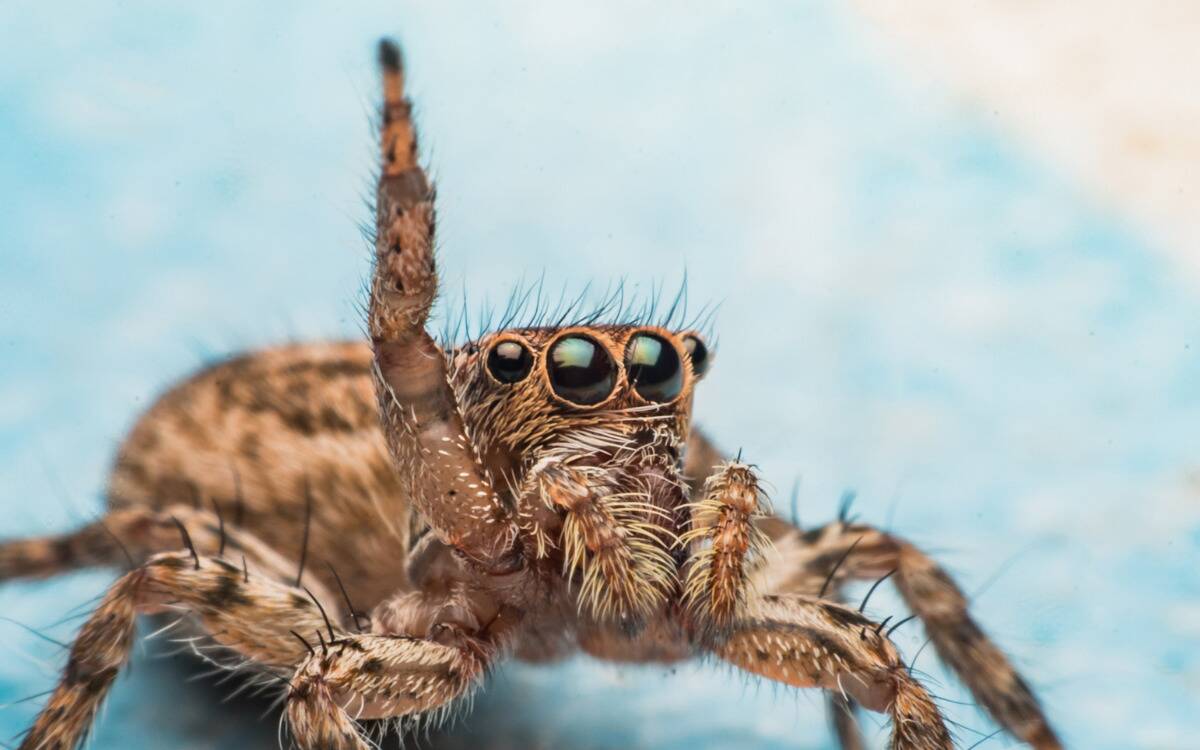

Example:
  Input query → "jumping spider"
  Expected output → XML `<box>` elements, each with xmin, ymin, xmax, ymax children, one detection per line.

<box><xmin>0</xmin><ymin>39</ymin><xmax>1061</xmax><ymax>750</ymax></box>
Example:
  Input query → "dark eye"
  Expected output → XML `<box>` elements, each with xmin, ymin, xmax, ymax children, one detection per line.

<box><xmin>547</xmin><ymin>335</ymin><xmax>616</xmax><ymax>405</ymax></box>
<box><xmin>625</xmin><ymin>333</ymin><xmax>684</xmax><ymax>402</ymax></box>
<box><xmin>682</xmin><ymin>334</ymin><xmax>710</xmax><ymax>378</ymax></box>
<box><xmin>486</xmin><ymin>340</ymin><xmax>533</xmax><ymax>384</ymax></box>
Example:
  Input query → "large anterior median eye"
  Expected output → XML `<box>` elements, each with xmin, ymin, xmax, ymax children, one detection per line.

<box><xmin>625</xmin><ymin>333</ymin><xmax>684</xmax><ymax>402</ymax></box>
<box><xmin>547</xmin><ymin>335</ymin><xmax>616</xmax><ymax>405</ymax></box>
<box><xmin>682</xmin><ymin>334</ymin><xmax>710</xmax><ymax>377</ymax></box>
<box><xmin>486</xmin><ymin>340</ymin><xmax>533</xmax><ymax>384</ymax></box>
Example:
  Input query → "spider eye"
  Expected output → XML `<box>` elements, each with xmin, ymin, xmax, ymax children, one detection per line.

<box><xmin>625</xmin><ymin>333</ymin><xmax>684</xmax><ymax>402</ymax></box>
<box><xmin>547</xmin><ymin>335</ymin><xmax>616</xmax><ymax>405</ymax></box>
<box><xmin>682</xmin><ymin>334</ymin><xmax>710</xmax><ymax>378</ymax></box>
<box><xmin>486</xmin><ymin>340</ymin><xmax>533</xmax><ymax>384</ymax></box>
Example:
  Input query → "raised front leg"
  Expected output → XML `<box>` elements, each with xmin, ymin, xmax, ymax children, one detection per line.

<box><xmin>367</xmin><ymin>40</ymin><xmax>519</xmax><ymax>573</ymax></box>
<box><xmin>711</xmin><ymin>594</ymin><xmax>952</xmax><ymax>750</ymax></box>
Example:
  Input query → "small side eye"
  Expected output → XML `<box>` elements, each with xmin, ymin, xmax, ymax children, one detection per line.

<box><xmin>625</xmin><ymin>333</ymin><xmax>684</xmax><ymax>403</ymax></box>
<box><xmin>682</xmin><ymin>334</ymin><xmax>710</xmax><ymax>377</ymax></box>
<box><xmin>547</xmin><ymin>335</ymin><xmax>616</xmax><ymax>405</ymax></box>
<box><xmin>486</xmin><ymin>340</ymin><xmax>533</xmax><ymax>384</ymax></box>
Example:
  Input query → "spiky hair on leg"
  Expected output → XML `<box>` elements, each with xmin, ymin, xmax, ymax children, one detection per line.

<box><xmin>681</xmin><ymin>461</ymin><xmax>772</xmax><ymax>634</ymax></box>
<box><xmin>533</xmin><ymin>456</ymin><xmax>677</xmax><ymax>626</ymax></box>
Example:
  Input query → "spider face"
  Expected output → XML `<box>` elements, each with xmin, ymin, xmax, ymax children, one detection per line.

<box><xmin>451</xmin><ymin>325</ymin><xmax>710</xmax><ymax>458</ymax></box>
<box><xmin>449</xmin><ymin>323</ymin><xmax>714</xmax><ymax>620</ymax></box>
<box><xmin>483</xmin><ymin>325</ymin><xmax>701</xmax><ymax>408</ymax></box>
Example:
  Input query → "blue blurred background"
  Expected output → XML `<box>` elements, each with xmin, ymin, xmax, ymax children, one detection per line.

<box><xmin>1</xmin><ymin>2</ymin><xmax>1197</xmax><ymax>748</ymax></box>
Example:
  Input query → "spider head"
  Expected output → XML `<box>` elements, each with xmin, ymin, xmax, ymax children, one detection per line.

<box><xmin>448</xmin><ymin>323</ymin><xmax>712</xmax><ymax>621</ymax></box>
<box><xmin>449</xmin><ymin>325</ymin><xmax>711</xmax><ymax>466</ymax></box>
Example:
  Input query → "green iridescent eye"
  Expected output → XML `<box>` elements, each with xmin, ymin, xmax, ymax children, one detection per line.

<box><xmin>682</xmin><ymin>334</ymin><xmax>710</xmax><ymax>377</ymax></box>
<box><xmin>625</xmin><ymin>333</ymin><xmax>683</xmax><ymax>402</ymax></box>
<box><xmin>547</xmin><ymin>335</ymin><xmax>616</xmax><ymax>405</ymax></box>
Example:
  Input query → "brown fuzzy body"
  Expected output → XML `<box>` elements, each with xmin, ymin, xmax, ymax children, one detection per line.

<box><xmin>0</xmin><ymin>38</ymin><xmax>1064</xmax><ymax>750</ymax></box>
<box><xmin>106</xmin><ymin>341</ymin><xmax>411</xmax><ymax>612</ymax></box>
<box><xmin>99</xmin><ymin>338</ymin><xmax>691</xmax><ymax>656</ymax></box>
<box><xmin>3</xmin><ymin>338</ymin><xmax>1059</xmax><ymax>749</ymax></box>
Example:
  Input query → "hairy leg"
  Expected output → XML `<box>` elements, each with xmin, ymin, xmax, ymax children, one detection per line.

<box><xmin>367</xmin><ymin>40</ymin><xmax>520</xmax><ymax>574</ymax></box>
<box><xmin>759</xmin><ymin>521</ymin><xmax>1062</xmax><ymax>749</ymax></box>
<box><xmin>0</xmin><ymin>518</ymin><xmax>129</xmax><ymax>581</ymax></box>
<box><xmin>828</xmin><ymin>692</ymin><xmax>867</xmax><ymax>750</ymax></box>
<box><xmin>685</xmin><ymin>430</ymin><xmax>1059</xmax><ymax>748</ymax></box>
<box><xmin>530</xmin><ymin>458</ymin><xmax>675</xmax><ymax>624</ymax></box>
<box><xmin>286</xmin><ymin>631</ymin><xmax>491</xmax><ymax>750</ymax></box>
<box><xmin>824</xmin><ymin>581</ymin><xmax>869</xmax><ymax>750</ymax></box>
<box><xmin>682</xmin><ymin>432</ymin><xmax>874</xmax><ymax>745</ymax></box>
<box><xmin>289</xmin><ymin>570</ymin><xmax>522</xmax><ymax>750</ymax></box>
<box><xmin>0</xmin><ymin>505</ymin><xmax>333</xmax><ymax>603</ymax></box>
<box><xmin>19</xmin><ymin>544</ymin><xmax>337</xmax><ymax>750</ymax></box>
<box><xmin>712</xmin><ymin>594</ymin><xmax>952</xmax><ymax>750</ymax></box>
<box><xmin>680</xmin><ymin>460</ymin><xmax>770</xmax><ymax>632</ymax></box>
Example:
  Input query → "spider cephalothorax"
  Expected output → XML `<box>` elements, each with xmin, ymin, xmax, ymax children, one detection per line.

<box><xmin>445</xmin><ymin>324</ymin><xmax>707</xmax><ymax>624</ymax></box>
<box><xmin>0</xmin><ymin>38</ymin><xmax>1064</xmax><ymax>750</ymax></box>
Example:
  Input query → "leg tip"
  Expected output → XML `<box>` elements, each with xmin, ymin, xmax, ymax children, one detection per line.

<box><xmin>378</xmin><ymin>38</ymin><xmax>402</xmax><ymax>73</ymax></box>
<box><xmin>1029</xmin><ymin>725</ymin><xmax>1065</xmax><ymax>750</ymax></box>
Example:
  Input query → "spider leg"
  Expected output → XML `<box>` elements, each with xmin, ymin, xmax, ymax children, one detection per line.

<box><xmin>679</xmin><ymin>461</ymin><xmax>880</xmax><ymax>745</ymax></box>
<box><xmin>0</xmin><ymin>518</ymin><xmax>131</xmax><ymax>582</ymax></box>
<box><xmin>758</xmin><ymin>521</ymin><xmax>1062</xmax><ymax>750</ymax></box>
<box><xmin>367</xmin><ymin>39</ymin><xmax>519</xmax><ymax>573</ymax></box>
<box><xmin>710</xmin><ymin>594</ymin><xmax>952</xmax><ymax>750</ymax></box>
<box><xmin>828</xmin><ymin>691</ymin><xmax>867</xmax><ymax>750</ymax></box>
<box><xmin>18</xmin><ymin>541</ymin><xmax>341</xmax><ymax>750</ymax></box>
<box><xmin>531</xmin><ymin>459</ymin><xmax>676</xmax><ymax>625</ymax></box>
<box><xmin>683</xmin><ymin>431</ymin><xmax>1060</xmax><ymax>748</ymax></box>
<box><xmin>286</xmin><ymin>630</ymin><xmax>493</xmax><ymax>750</ymax></box>
<box><xmin>823</xmin><ymin>579</ymin><xmax>869</xmax><ymax>749</ymax></box>
<box><xmin>680</xmin><ymin>460</ymin><xmax>770</xmax><ymax>632</ymax></box>
<box><xmin>288</xmin><ymin>579</ymin><xmax>519</xmax><ymax>750</ymax></box>
<box><xmin>679</xmin><ymin>453</ymin><xmax>871</xmax><ymax>748</ymax></box>
<box><xmin>0</xmin><ymin>505</ymin><xmax>333</xmax><ymax>604</ymax></box>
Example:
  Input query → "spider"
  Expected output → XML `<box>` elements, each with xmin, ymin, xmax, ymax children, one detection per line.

<box><xmin>0</xmin><ymin>39</ymin><xmax>1061</xmax><ymax>750</ymax></box>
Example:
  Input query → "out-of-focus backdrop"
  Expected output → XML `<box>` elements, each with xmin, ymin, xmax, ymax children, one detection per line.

<box><xmin>1</xmin><ymin>2</ymin><xmax>1197</xmax><ymax>748</ymax></box>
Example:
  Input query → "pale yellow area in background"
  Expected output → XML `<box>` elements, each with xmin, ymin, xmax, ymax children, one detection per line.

<box><xmin>850</xmin><ymin>1</ymin><xmax>1200</xmax><ymax>279</ymax></box>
